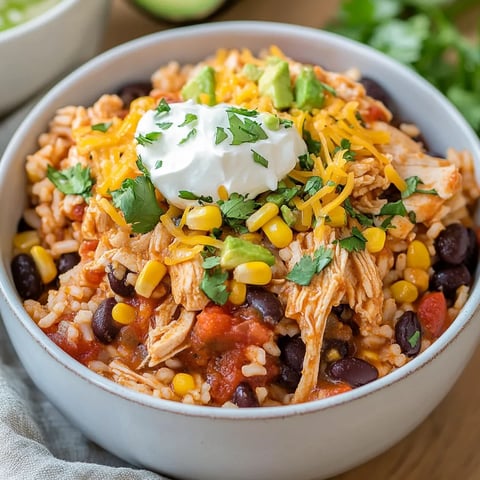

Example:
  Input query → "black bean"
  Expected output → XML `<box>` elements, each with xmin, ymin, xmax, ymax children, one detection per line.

<box><xmin>107</xmin><ymin>265</ymin><xmax>134</xmax><ymax>297</ymax></box>
<box><xmin>380</xmin><ymin>184</ymin><xmax>402</xmax><ymax>203</ymax></box>
<box><xmin>464</xmin><ymin>227</ymin><xmax>479</xmax><ymax>274</ymax></box>
<box><xmin>232</xmin><ymin>382</ymin><xmax>259</xmax><ymax>408</ymax></box>
<box><xmin>57</xmin><ymin>252</ymin><xmax>81</xmax><ymax>275</ymax></box>
<box><xmin>277</xmin><ymin>364</ymin><xmax>301</xmax><ymax>392</ymax></box>
<box><xmin>11</xmin><ymin>254</ymin><xmax>43</xmax><ymax>300</ymax></box>
<box><xmin>360</xmin><ymin>77</ymin><xmax>394</xmax><ymax>111</ymax></box>
<box><xmin>435</xmin><ymin>223</ymin><xmax>470</xmax><ymax>265</ymax></box>
<box><xmin>326</xmin><ymin>357</ymin><xmax>378</xmax><ymax>388</ymax></box>
<box><xmin>322</xmin><ymin>338</ymin><xmax>351</xmax><ymax>361</ymax></box>
<box><xmin>278</xmin><ymin>335</ymin><xmax>305</xmax><ymax>373</ymax></box>
<box><xmin>92</xmin><ymin>298</ymin><xmax>120</xmax><ymax>344</ymax></box>
<box><xmin>246</xmin><ymin>287</ymin><xmax>283</xmax><ymax>325</ymax></box>
<box><xmin>395</xmin><ymin>311</ymin><xmax>422</xmax><ymax>356</ymax></box>
<box><xmin>117</xmin><ymin>82</ymin><xmax>151</xmax><ymax>108</ymax></box>
<box><xmin>430</xmin><ymin>264</ymin><xmax>471</xmax><ymax>298</ymax></box>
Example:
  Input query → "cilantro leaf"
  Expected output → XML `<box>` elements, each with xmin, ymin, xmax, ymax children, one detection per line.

<box><xmin>334</xmin><ymin>138</ymin><xmax>356</xmax><ymax>161</ymax></box>
<box><xmin>302</xmin><ymin>126</ymin><xmax>321</xmax><ymax>155</ymax></box>
<box><xmin>337</xmin><ymin>226</ymin><xmax>367</xmax><ymax>252</ymax></box>
<box><xmin>226</xmin><ymin>106</ymin><xmax>258</xmax><ymax>117</ymax></box>
<box><xmin>136</xmin><ymin>156</ymin><xmax>149</xmax><ymax>177</ymax></box>
<box><xmin>155</xmin><ymin>98</ymin><xmax>170</xmax><ymax>115</ymax></box>
<box><xmin>227</xmin><ymin>112</ymin><xmax>268</xmax><ymax>145</ymax></box>
<box><xmin>343</xmin><ymin>198</ymin><xmax>374</xmax><ymax>227</ymax></box>
<box><xmin>279</xmin><ymin>118</ymin><xmax>294</xmax><ymax>128</ymax></box>
<box><xmin>266</xmin><ymin>184</ymin><xmax>300</xmax><ymax>206</ymax></box>
<box><xmin>156</xmin><ymin>121</ymin><xmax>173</xmax><ymax>130</ymax></box>
<box><xmin>178</xmin><ymin>191</ymin><xmax>213</xmax><ymax>203</ymax></box>
<box><xmin>136</xmin><ymin>131</ymin><xmax>162</xmax><ymax>146</ymax></box>
<box><xmin>380</xmin><ymin>200</ymin><xmax>408</xmax><ymax>216</ymax></box>
<box><xmin>46</xmin><ymin>164</ymin><xmax>94</xmax><ymax>200</ymax></box>
<box><xmin>218</xmin><ymin>193</ymin><xmax>258</xmax><ymax>233</ymax></box>
<box><xmin>111</xmin><ymin>176</ymin><xmax>163</xmax><ymax>234</ymax></box>
<box><xmin>178</xmin><ymin>113</ymin><xmax>198</xmax><ymax>127</ymax></box>
<box><xmin>298</xmin><ymin>153</ymin><xmax>314</xmax><ymax>171</ymax></box>
<box><xmin>202</xmin><ymin>256</ymin><xmax>221</xmax><ymax>269</ymax></box>
<box><xmin>303</xmin><ymin>176</ymin><xmax>323</xmax><ymax>197</ymax></box>
<box><xmin>215</xmin><ymin>126</ymin><xmax>228</xmax><ymax>145</ymax></box>
<box><xmin>252</xmin><ymin>149</ymin><xmax>268</xmax><ymax>168</ymax></box>
<box><xmin>286</xmin><ymin>246</ymin><xmax>333</xmax><ymax>286</ymax></box>
<box><xmin>178</xmin><ymin>128</ymin><xmax>197</xmax><ymax>145</ymax></box>
<box><xmin>408</xmin><ymin>330</ymin><xmax>421</xmax><ymax>349</ymax></box>
<box><xmin>402</xmin><ymin>176</ymin><xmax>438</xmax><ymax>198</ymax></box>
<box><xmin>200</xmin><ymin>268</ymin><xmax>229</xmax><ymax>305</ymax></box>
<box><xmin>91</xmin><ymin>122</ymin><xmax>112</xmax><ymax>133</ymax></box>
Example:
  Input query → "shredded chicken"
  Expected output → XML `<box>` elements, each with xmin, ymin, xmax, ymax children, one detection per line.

<box><xmin>168</xmin><ymin>254</ymin><xmax>209</xmax><ymax>311</ymax></box>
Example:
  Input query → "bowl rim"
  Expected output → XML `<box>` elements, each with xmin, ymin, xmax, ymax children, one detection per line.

<box><xmin>1</xmin><ymin>20</ymin><xmax>480</xmax><ymax>420</ymax></box>
<box><xmin>0</xmin><ymin>0</ymin><xmax>80</xmax><ymax>41</ymax></box>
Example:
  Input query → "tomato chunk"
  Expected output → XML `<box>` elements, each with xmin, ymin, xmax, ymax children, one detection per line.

<box><xmin>417</xmin><ymin>291</ymin><xmax>448</xmax><ymax>338</ymax></box>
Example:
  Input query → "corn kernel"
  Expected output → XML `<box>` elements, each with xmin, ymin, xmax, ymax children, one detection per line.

<box><xmin>390</xmin><ymin>280</ymin><xmax>418</xmax><ymax>303</ymax></box>
<box><xmin>112</xmin><ymin>302</ymin><xmax>136</xmax><ymax>325</ymax></box>
<box><xmin>246</xmin><ymin>202</ymin><xmax>279</xmax><ymax>232</ymax></box>
<box><xmin>262</xmin><ymin>216</ymin><xmax>293</xmax><ymax>248</ymax></box>
<box><xmin>185</xmin><ymin>205</ymin><xmax>222</xmax><ymax>231</ymax></box>
<box><xmin>384</xmin><ymin>164</ymin><xmax>407</xmax><ymax>192</ymax></box>
<box><xmin>13</xmin><ymin>231</ymin><xmax>40</xmax><ymax>253</ymax></box>
<box><xmin>135</xmin><ymin>260</ymin><xmax>167</xmax><ymax>298</ymax></box>
<box><xmin>325</xmin><ymin>206</ymin><xmax>346</xmax><ymax>227</ymax></box>
<box><xmin>229</xmin><ymin>280</ymin><xmax>247</xmax><ymax>305</ymax></box>
<box><xmin>363</xmin><ymin>227</ymin><xmax>386</xmax><ymax>253</ymax></box>
<box><xmin>403</xmin><ymin>267</ymin><xmax>429</xmax><ymax>293</ymax></box>
<box><xmin>172</xmin><ymin>373</ymin><xmax>196</xmax><ymax>396</ymax></box>
<box><xmin>233</xmin><ymin>261</ymin><xmax>272</xmax><ymax>285</ymax></box>
<box><xmin>217</xmin><ymin>185</ymin><xmax>229</xmax><ymax>201</ymax></box>
<box><xmin>30</xmin><ymin>245</ymin><xmax>57</xmax><ymax>284</ymax></box>
<box><xmin>406</xmin><ymin>240</ymin><xmax>431</xmax><ymax>270</ymax></box>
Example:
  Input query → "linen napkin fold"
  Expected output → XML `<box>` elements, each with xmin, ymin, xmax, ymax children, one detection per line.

<box><xmin>0</xmin><ymin>104</ymin><xmax>168</xmax><ymax>480</ymax></box>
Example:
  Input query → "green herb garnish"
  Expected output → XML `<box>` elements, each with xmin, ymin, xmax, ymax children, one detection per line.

<box><xmin>344</xmin><ymin>198</ymin><xmax>374</xmax><ymax>227</ymax></box>
<box><xmin>155</xmin><ymin>98</ymin><xmax>171</xmax><ymax>115</ymax></box>
<box><xmin>286</xmin><ymin>246</ymin><xmax>333</xmax><ymax>286</ymax></box>
<box><xmin>136</xmin><ymin>131</ymin><xmax>162</xmax><ymax>146</ymax></box>
<box><xmin>200</xmin><ymin>268</ymin><xmax>229</xmax><ymax>305</ymax></box>
<box><xmin>111</xmin><ymin>176</ymin><xmax>163</xmax><ymax>234</ymax></box>
<box><xmin>336</xmin><ymin>226</ymin><xmax>367</xmax><ymax>252</ymax></box>
<box><xmin>334</xmin><ymin>138</ymin><xmax>356</xmax><ymax>161</ymax></box>
<box><xmin>298</xmin><ymin>153</ymin><xmax>314</xmax><ymax>171</ymax></box>
<box><xmin>402</xmin><ymin>176</ymin><xmax>438</xmax><ymax>199</ymax></box>
<box><xmin>227</xmin><ymin>112</ymin><xmax>268</xmax><ymax>145</ymax></box>
<box><xmin>156</xmin><ymin>121</ymin><xmax>173</xmax><ymax>130</ymax></box>
<box><xmin>302</xmin><ymin>125</ymin><xmax>321</xmax><ymax>156</ymax></box>
<box><xmin>46</xmin><ymin>164</ymin><xmax>94</xmax><ymax>200</ymax></box>
<box><xmin>178</xmin><ymin>191</ymin><xmax>213</xmax><ymax>203</ymax></box>
<box><xmin>217</xmin><ymin>193</ymin><xmax>258</xmax><ymax>233</ymax></box>
<box><xmin>178</xmin><ymin>128</ymin><xmax>197</xmax><ymax>145</ymax></box>
<box><xmin>215</xmin><ymin>126</ymin><xmax>228</xmax><ymax>145</ymax></box>
<box><xmin>91</xmin><ymin>122</ymin><xmax>112</xmax><ymax>133</ymax></box>
<box><xmin>252</xmin><ymin>150</ymin><xmax>268</xmax><ymax>168</ymax></box>
<box><xmin>380</xmin><ymin>199</ymin><xmax>408</xmax><ymax>217</ymax></box>
<box><xmin>178</xmin><ymin>113</ymin><xmax>198</xmax><ymax>127</ymax></box>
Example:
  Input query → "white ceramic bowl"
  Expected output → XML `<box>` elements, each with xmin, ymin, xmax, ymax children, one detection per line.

<box><xmin>1</xmin><ymin>22</ymin><xmax>480</xmax><ymax>480</ymax></box>
<box><xmin>0</xmin><ymin>0</ymin><xmax>110</xmax><ymax>116</ymax></box>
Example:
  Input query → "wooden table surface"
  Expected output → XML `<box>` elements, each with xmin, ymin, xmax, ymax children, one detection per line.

<box><xmin>104</xmin><ymin>2</ymin><xmax>480</xmax><ymax>479</ymax></box>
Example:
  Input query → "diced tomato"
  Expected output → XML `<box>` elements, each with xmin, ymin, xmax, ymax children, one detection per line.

<box><xmin>208</xmin><ymin>349</ymin><xmax>246</xmax><ymax>404</ymax></box>
<box><xmin>68</xmin><ymin>203</ymin><xmax>86</xmax><ymax>222</ymax></box>
<box><xmin>316</xmin><ymin>380</ymin><xmax>352</xmax><ymax>399</ymax></box>
<box><xmin>79</xmin><ymin>239</ymin><xmax>98</xmax><ymax>260</ymax></box>
<box><xmin>417</xmin><ymin>291</ymin><xmax>448</xmax><ymax>338</ymax></box>
<box><xmin>364</xmin><ymin>104</ymin><xmax>388</xmax><ymax>123</ymax></box>
<box><xmin>83</xmin><ymin>268</ymin><xmax>104</xmax><ymax>286</ymax></box>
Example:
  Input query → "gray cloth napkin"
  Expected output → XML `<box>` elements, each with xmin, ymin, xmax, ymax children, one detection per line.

<box><xmin>0</xmin><ymin>103</ymin><xmax>168</xmax><ymax>480</ymax></box>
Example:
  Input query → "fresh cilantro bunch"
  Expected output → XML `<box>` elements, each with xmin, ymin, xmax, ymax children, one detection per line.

<box><xmin>329</xmin><ymin>0</ymin><xmax>480</xmax><ymax>135</ymax></box>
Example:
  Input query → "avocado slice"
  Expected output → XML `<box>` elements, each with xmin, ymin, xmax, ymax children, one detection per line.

<box><xmin>131</xmin><ymin>0</ymin><xmax>225</xmax><ymax>23</ymax></box>
<box><xmin>220</xmin><ymin>236</ymin><xmax>275</xmax><ymax>270</ymax></box>
<box><xmin>294</xmin><ymin>66</ymin><xmax>325</xmax><ymax>111</ymax></box>
<box><xmin>181</xmin><ymin>65</ymin><xmax>216</xmax><ymax>105</ymax></box>
<box><xmin>258</xmin><ymin>58</ymin><xmax>294</xmax><ymax>111</ymax></box>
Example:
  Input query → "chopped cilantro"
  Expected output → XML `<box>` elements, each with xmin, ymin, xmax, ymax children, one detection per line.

<box><xmin>286</xmin><ymin>246</ymin><xmax>333</xmax><ymax>286</ymax></box>
<box><xmin>302</xmin><ymin>125</ymin><xmax>321</xmax><ymax>155</ymax></box>
<box><xmin>380</xmin><ymin>199</ymin><xmax>407</xmax><ymax>216</ymax></box>
<box><xmin>178</xmin><ymin>191</ymin><xmax>213</xmax><ymax>203</ymax></box>
<box><xmin>46</xmin><ymin>164</ymin><xmax>94</xmax><ymax>200</ymax></box>
<box><xmin>111</xmin><ymin>176</ymin><xmax>163</xmax><ymax>234</ymax></box>
<box><xmin>408</xmin><ymin>330</ymin><xmax>421</xmax><ymax>349</ymax></box>
<box><xmin>226</xmin><ymin>106</ymin><xmax>258</xmax><ymax>117</ymax></box>
<box><xmin>91</xmin><ymin>122</ymin><xmax>112</xmax><ymax>133</ymax></box>
<box><xmin>155</xmin><ymin>98</ymin><xmax>171</xmax><ymax>115</ymax></box>
<box><xmin>402</xmin><ymin>176</ymin><xmax>438</xmax><ymax>199</ymax></box>
<box><xmin>304</xmin><ymin>176</ymin><xmax>323</xmax><ymax>197</ymax></box>
<box><xmin>156</xmin><ymin>121</ymin><xmax>173</xmax><ymax>130</ymax></box>
<box><xmin>227</xmin><ymin>112</ymin><xmax>268</xmax><ymax>145</ymax></box>
<box><xmin>178</xmin><ymin>128</ymin><xmax>197</xmax><ymax>145</ymax></box>
<box><xmin>136</xmin><ymin>131</ymin><xmax>162</xmax><ymax>146</ymax></box>
<box><xmin>380</xmin><ymin>216</ymin><xmax>395</xmax><ymax>230</ymax></box>
<box><xmin>344</xmin><ymin>198</ymin><xmax>374</xmax><ymax>227</ymax></box>
<box><xmin>136</xmin><ymin>156</ymin><xmax>150</xmax><ymax>177</ymax></box>
<box><xmin>334</xmin><ymin>138</ymin><xmax>356</xmax><ymax>161</ymax></box>
<box><xmin>202</xmin><ymin>256</ymin><xmax>221</xmax><ymax>269</ymax></box>
<box><xmin>337</xmin><ymin>227</ymin><xmax>367</xmax><ymax>252</ymax></box>
<box><xmin>279</xmin><ymin>118</ymin><xmax>294</xmax><ymax>128</ymax></box>
<box><xmin>320</xmin><ymin>82</ymin><xmax>337</xmax><ymax>96</ymax></box>
<box><xmin>266</xmin><ymin>184</ymin><xmax>299</xmax><ymax>206</ymax></box>
<box><xmin>178</xmin><ymin>113</ymin><xmax>198</xmax><ymax>127</ymax></box>
<box><xmin>217</xmin><ymin>192</ymin><xmax>258</xmax><ymax>233</ymax></box>
<box><xmin>215</xmin><ymin>126</ymin><xmax>228</xmax><ymax>145</ymax></box>
<box><xmin>408</xmin><ymin>210</ymin><xmax>417</xmax><ymax>224</ymax></box>
<box><xmin>200</xmin><ymin>268</ymin><xmax>229</xmax><ymax>305</ymax></box>
<box><xmin>298</xmin><ymin>153</ymin><xmax>314</xmax><ymax>171</ymax></box>
<box><xmin>154</xmin><ymin>160</ymin><xmax>163</xmax><ymax>169</ymax></box>
<box><xmin>252</xmin><ymin>149</ymin><xmax>268</xmax><ymax>168</ymax></box>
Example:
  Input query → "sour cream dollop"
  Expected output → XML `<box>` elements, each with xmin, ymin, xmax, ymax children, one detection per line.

<box><xmin>135</xmin><ymin>100</ymin><xmax>308</xmax><ymax>208</ymax></box>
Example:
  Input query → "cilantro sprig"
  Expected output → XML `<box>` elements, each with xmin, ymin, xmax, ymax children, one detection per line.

<box><xmin>111</xmin><ymin>175</ymin><xmax>163</xmax><ymax>234</ymax></box>
<box><xmin>46</xmin><ymin>164</ymin><xmax>94</xmax><ymax>200</ymax></box>
<box><xmin>329</xmin><ymin>0</ymin><xmax>480</xmax><ymax>135</ymax></box>
<box><xmin>217</xmin><ymin>193</ymin><xmax>258</xmax><ymax>233</ymax></box>
<box><xmin>402</xmin><ymin>176</ymin><xmax>438</xmax><ymax>199</ymax></box>
<box><xmin>336</xmin><ymin>227</ymin><xmax>367</xmax><ymax>252</ymax></box>
<box><xmin>286</xmin><ymin>246</ymin><xmax>333</xmax><ymax>286</ymax></box>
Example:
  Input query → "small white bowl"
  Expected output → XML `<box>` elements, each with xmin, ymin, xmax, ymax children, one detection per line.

<box><xmin>0</xmin><ymin>0</ymin><xmax>110</xmax><ymax>116</ymax></box>
<box><xmin>1</xmin><ymin>21</ymin><xmax>480</xmax><ymax>480</ymax></box>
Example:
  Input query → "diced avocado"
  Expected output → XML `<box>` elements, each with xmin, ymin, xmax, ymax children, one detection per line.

<box><xmin>242</xmin><ymin>63</ymin><xmax>262</xmax><ymax>82</ymax></box>
<box><xmin>181</xmin><ymin>65</ymin><xmax>216</xmax><ymax>105</ymax></box>
<box><xmin>258</xmin><ymin>59</ymin><xmax>293</xmax><ymax>110</ymax></box>
<box><xmin>220</xmin><ymin>236</ymin><xmax>275</xmax><ymax>269</ymax></box>
<box><xmin>294</xmin><ymin>66</ymin><xmax>325</xmax><ymax>111</ymax></box>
